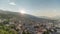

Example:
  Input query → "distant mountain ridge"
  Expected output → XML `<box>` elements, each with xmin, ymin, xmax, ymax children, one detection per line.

<box><xmin>0</xmin><ymin>10</ymin><xmax>57</xmax><ymax>24</ymax></box>
<box><xmin>51</xmin><ymin>16</ymin><xmax>60</xmax><ymax>20</ymax></box>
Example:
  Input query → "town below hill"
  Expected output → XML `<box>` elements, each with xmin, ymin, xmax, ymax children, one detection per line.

<box><xmin>0</xmin><ymin>10</ymin><xmax>60</xmax><ymax>34</ymax></box>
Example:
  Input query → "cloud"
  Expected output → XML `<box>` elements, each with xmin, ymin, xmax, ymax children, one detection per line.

<box><xmin>0</xmin><ymin>8</ymin><xmax>13</xmax><ymax>11</ymax></box>
<box><xmin>9</xmin><ymin>2</ymin><xmax>16</xmax><ymax>5</ymax></box>
<box><xmin>7</xmin><ymin>0</ymin><xmax>10</xmax><ymax>2</ymax></box>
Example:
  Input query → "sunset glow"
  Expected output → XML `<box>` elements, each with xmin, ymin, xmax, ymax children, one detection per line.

<box><xmin>19</xmin><ymin>9</ymin><xmax>26</xmax><ymax>14</ymax></box>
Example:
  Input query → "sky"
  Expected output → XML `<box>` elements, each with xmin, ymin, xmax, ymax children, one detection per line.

<box><xmin>0</xmin><ymin>0</ymin><xmax>60</xmax><ymax>17</ymax></box>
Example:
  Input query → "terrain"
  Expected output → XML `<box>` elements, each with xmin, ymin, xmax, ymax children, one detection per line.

<box><xmin>0</xmin><ymin>10</ymin><xmax>59</xmax><ymax>34</ymax></box>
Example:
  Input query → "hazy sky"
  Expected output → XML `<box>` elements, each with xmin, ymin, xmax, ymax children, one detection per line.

<box><xmin>0</xmin><ymin>0</ymin><xmax>60</xmax><ymax>17</ymax></box>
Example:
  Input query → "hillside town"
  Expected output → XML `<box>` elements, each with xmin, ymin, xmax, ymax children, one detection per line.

<box><xmin>0</xmin><ymin>13</ymin><xmax>60</xmax><ymax>34</ymax></box>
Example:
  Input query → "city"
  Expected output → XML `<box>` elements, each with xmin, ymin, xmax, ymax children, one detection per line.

<box><xmin>0</xmin><ymin>0</ymin><xmax>60</xmax><ymax>34</ymax></box>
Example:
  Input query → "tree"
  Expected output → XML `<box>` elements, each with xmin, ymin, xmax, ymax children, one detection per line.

<box><xmin>22</xmin><ymin>30</ymin><xmax>26</xmax><ymax>34</ymax></box>
<box><xmin>27</xmin><ymin>31</ymin><xmax>30</xmax><ymax>34</ymax></box>
<box><xmin>43</xmin><ymin>31</ymin><xmax>50</xmax><ymax>34</ymax></box>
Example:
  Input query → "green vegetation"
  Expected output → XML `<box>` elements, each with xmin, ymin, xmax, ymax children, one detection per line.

<box><xmin>22</xmin><ymin>30</ymin><xmax>31</xmax><ymax>34</ymax></box>
<box><xmin>0</xmin><ymin>24</ymin><xmax>18</xmax><ymax>34</ymax></box>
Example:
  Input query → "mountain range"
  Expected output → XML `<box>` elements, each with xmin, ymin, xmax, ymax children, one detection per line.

<box><xmin>0</xmin><ymin>10</ymin><xmax>58</xmax><ymax>24</ymax></box>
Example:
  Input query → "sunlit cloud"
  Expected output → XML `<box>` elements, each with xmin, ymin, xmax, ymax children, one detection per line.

<box><xmin>9</xmin><ymin>2</ymin><xmax>16</xmax><ymax>5</ymax></box>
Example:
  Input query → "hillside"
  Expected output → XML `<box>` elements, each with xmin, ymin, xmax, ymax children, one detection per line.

<box><xmin>0</xmin><ymin>10</ymin><xmax>58</xmax><ymax>34</ymax></box>
<box><xmin>0</xmin><ymin>10</ymin><xmax>57</xmax><ymax>23</ymax></box>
